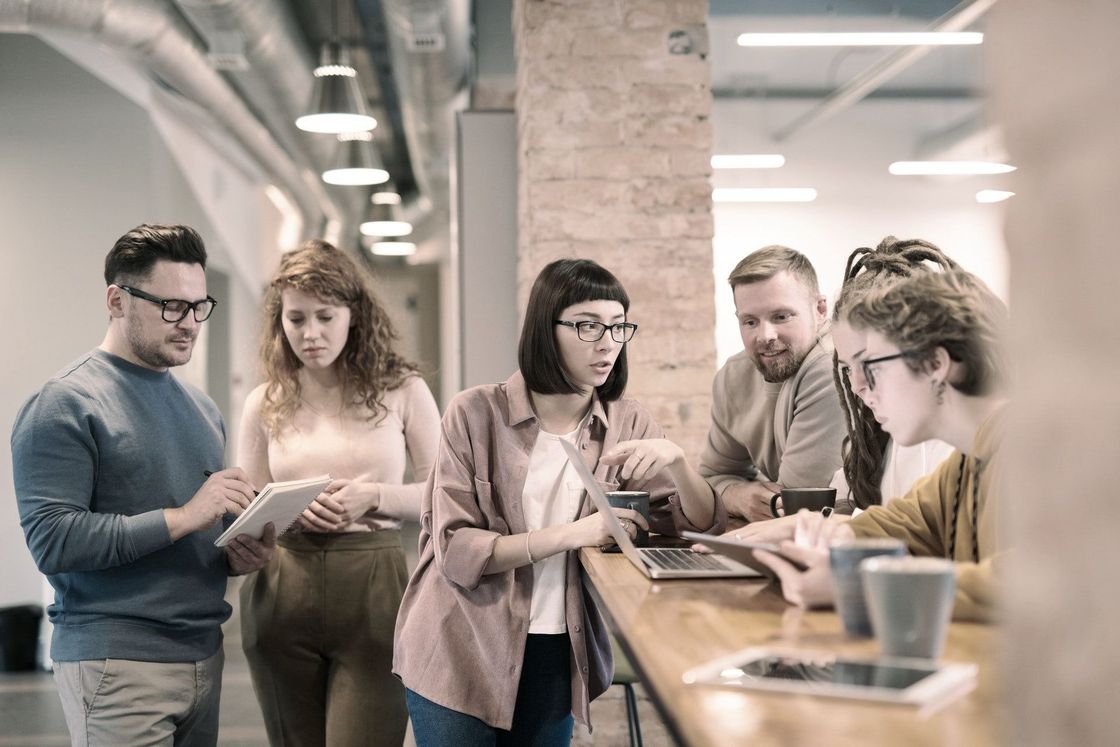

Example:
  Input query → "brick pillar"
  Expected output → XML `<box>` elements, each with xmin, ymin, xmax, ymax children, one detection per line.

<box><xmin>990</xmin><ymin>3</ymin><xmax>1120</xmax><ymax>745</ymax></box>
<box><xmin>513</xmin><ymin>0</ymin><xmax>715</xmax><ymax>457</ymax></box>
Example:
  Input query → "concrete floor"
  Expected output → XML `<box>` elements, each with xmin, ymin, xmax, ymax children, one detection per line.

<box><xmin>0</xmin><ymin>577</ymin><xmax>673</xmax><ymax>746</ymax></box>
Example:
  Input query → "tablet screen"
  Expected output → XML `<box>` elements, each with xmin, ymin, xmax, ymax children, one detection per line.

<box><xmin>732</xmin><ymin>655</ymin><xmax>936</xmax><ymax>690</ymax></box>
<box><xmin>683</xmin><ymin>647</ymin><xmax>977</xmax><ymax>706</ymax></box>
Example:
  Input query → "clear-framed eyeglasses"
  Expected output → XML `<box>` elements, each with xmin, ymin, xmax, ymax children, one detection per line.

<box><xmin>554</xmin><ymin>320</ymin><xmax>638</xmax><ymax>343</ymax></box>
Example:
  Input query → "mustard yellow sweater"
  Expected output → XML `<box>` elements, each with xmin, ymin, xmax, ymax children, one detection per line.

<box><xmin>851</xmin><ymin>406</ymin><xmax>1005</xmax><ymax>622</ymax></box>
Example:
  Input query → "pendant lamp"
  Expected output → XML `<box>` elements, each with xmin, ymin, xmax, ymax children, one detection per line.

<box><xmin>322</xmin><ymin>131</ymin><xmax>389</xmax><ymax>185</ymax></box>
<box><xmin>296</xmin><ymin>41</ymin><xmax>377</xmax><ymax>134</ymax></box>
<box><xmin>368</xmin><ymin>241</ymin><xmax>417</xmax><ymax>257</ymax></box>
<box><xmin>359</xmin><ymin>190</ymin><xmax>413</xmax><ymax>237</ymax></box>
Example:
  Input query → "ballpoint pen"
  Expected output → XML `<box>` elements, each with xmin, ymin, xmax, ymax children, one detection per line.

<box><xmin>203</xmin><ymin>470</ymin><xmax>260</xmax><ymax>497</ymax></box>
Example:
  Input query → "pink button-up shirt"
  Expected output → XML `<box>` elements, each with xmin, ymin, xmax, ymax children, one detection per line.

<box><xmin>392</xmin><ymin>371</ymin><xmax>726</xmax><ymax>730</ymax></box>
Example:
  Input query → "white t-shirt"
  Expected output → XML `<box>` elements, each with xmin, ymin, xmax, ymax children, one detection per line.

<box><xmin>832</xmin><ymin>439</ymin><xmax>956</xmax><ymax>513</ymax></box>
<box><xmin>522</xmin><ymin>425</ymin><xmax>584</xmax><ymax>634</ymax></box>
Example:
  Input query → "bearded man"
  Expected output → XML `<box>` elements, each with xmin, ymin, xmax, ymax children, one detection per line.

<box><xmin>699</xmin><ymin>245</ymin><xmax>846</xmax><ymax>522</ymax></box>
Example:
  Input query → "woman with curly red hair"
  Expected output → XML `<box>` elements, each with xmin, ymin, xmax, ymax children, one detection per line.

<box><xmin>237</xmin><ymin>239</ymin><xmax>440</xmax><ymax>746</ymax></box>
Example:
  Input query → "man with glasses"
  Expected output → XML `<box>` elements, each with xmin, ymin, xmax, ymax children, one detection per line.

<box><xmin>11</xmin><ymin>224</ymin><xmax>275</xmax><ymax>746</ymax></box>
<box><xmin>699</xmin><ymin>246</ymin><xmax>846</xmax><ymax>523</ymax></box>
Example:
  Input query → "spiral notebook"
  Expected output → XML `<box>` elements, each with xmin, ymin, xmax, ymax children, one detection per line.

<box><xmin>214</xmin><ymin>474</ymin><xmax>332</xmax><ymax>547</ymax></box>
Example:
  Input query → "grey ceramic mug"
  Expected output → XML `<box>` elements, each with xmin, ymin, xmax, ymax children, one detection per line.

<box><xmin>861</xmin><ymin>556</ymin><xmax>956</xmax><ymax>659</ymax></box>
<box><xmin>607</xmin><ymin>491</ymin><xmax>650</xmax><ymax>547</ymax></box>
<box><xmin>829</xmin><ymin>538</ymin><xmax>907</xmax><ymax>637</ymax></box>
<box><xmin>770</xmin><ymin>487</ymin><xmax>837</xmax><ymax>518</ymax></box>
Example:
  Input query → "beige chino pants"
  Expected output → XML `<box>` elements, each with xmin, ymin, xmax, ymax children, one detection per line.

<box><xmin>53</xmin><ymin>648</ymin><xmax>224</xmax><ymax>747</ymax></box>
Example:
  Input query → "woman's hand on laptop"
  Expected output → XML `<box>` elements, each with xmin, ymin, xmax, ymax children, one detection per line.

<box><xmin>568</xmin><ymin>507</ymin><xmax>649</xmax><ymax>548</ymax></box>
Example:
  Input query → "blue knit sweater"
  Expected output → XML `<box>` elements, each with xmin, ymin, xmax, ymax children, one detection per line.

<box><xmin>12</xmin><ymin>349</ymin><xmax>231</xmax><ymax>662</ymax></box>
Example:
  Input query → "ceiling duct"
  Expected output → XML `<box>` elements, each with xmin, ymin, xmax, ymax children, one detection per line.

<box><xmin>1</xmin><ymin>0</ymin><xmax>470</xmax><ymax>261</ymax></box>
<box><xmin>0</xmin><ymin>0</ymin><xmax>344</xmax><ymax>239</ymax></box>
<box><xmin>360</xmin><ymin>0</ymin><xmax>471</xmax><ymax>260</ymax></box>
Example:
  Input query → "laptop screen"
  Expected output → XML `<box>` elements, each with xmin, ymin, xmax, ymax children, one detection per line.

<box><xmin>559</xmin><ymin>438</ymin><xmax>643</xmax><ymax>560</ymax></box>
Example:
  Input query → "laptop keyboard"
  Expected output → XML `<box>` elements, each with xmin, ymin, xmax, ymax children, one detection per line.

<box><xmin>641</xmin><ymin>547</ymin><xmax>728</xmax><ymax>572</ymax></box>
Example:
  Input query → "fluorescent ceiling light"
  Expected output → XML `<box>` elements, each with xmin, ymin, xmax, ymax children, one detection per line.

<box><xmin>889</xmin><ymin>161</ymin><xmax>1016</xmax><ymax>176</ymax></box>
<box><xmin>737</xmin><ymin>32</ymin><xmax>983</xmax><ymax>47</ymax></box>
<box><xmin>264</xmin><ymin>185</ymin><xmax>304</xmax><ymax>252</ymax></box>
<box><xmin>711</xmin><ymin>154</ymin><xmax>786</xmax><ymax>169</ymax></box>
<box><xmin>369</xmin><ymin>241</ymin><xmax>416</xmax><ymax>256</ymax></box>
<box><xmin>976</xmin><ymin>189</ymin><xmax>1015</xmax><ymax>203</ymax></box>
<box><xmin>712</xmin><ymin>187</ymin><xmax>817</xmax><ymax>203</ymax></box>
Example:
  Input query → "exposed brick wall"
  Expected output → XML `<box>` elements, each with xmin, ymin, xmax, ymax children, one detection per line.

<box><xmin>513</xmin><ymin>0</ymin><xmax>715</xmax><ymax>459</ymax></box>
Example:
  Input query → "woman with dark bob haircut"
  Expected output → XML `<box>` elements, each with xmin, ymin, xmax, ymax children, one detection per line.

<box><xmin>394</xmin><ymin>258</ymin><xmax>725</xmax><ymax>744</ymax></box>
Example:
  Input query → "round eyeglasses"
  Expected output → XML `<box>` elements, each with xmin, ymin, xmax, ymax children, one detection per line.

<box><xmin>118</xmin><ymin>285</ymin><xmax>218</xmax><ymax>323</ymax></box>
<box><xmin>554</xmin><ymin>320</ymin><xmax>638</xmax><ymax>343</ymax></box>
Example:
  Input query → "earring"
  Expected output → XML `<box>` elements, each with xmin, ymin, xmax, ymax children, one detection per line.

<box><xmin>934</xmin><ymin>380</ymin><xmax>947</xmax><ymax>405</ymax></box>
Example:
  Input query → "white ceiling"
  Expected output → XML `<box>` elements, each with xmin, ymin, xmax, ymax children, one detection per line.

<box><xmin>706</xmin><ymin>1</ymin><xmax>1007</xmax><ymax>196</ymax></box>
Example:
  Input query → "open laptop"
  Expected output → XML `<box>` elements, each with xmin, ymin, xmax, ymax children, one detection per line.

<box><xmin>560</xmin><ymin>438</ymin><xmax>760</xmax><ymax>579</ymax></box>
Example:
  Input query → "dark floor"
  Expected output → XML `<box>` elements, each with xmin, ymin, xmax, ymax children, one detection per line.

<box><xmin>0</xmin><ymin>552</ymin><xmax>672</xmax><ymax>746</ymax></box>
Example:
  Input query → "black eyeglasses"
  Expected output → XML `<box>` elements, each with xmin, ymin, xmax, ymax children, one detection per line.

<box><xmin>118</xmin><ymin>285</ymin><xmax>218</xmax><ymax>323</ymax></box>
<box><xmin>860</xmin><ymin>351</ymin><xmax>918</xmax><ymax>391</ymax></box>
<box><xmin>555</xmin><ymin>320</ymin><xmax>638</xmax><ymax>343</ymax></box>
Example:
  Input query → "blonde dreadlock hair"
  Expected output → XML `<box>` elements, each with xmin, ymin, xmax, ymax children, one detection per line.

<box><xmin>832</xmin><ymin>236</ymin><xmax>959</xmax><ymax>509</ymax></box>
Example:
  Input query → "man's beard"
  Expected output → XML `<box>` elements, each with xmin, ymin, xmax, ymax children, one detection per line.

<box><xmin>126</xmin><ymin>325</ymin><xmax>195</xmax><ymax>369</ymax></box>
<box><xmin>751</xmin><ymin>346</ymin><xmax>809</xmax><ymax>383</ymax></box>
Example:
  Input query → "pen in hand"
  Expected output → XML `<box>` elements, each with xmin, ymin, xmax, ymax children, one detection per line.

<box><xmin>203</xmin><ymin>470</ymin><xmax>260</xmax><ymax>497</ymax></box>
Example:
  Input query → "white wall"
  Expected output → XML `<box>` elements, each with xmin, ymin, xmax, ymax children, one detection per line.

<box><xmin>712</xmin><ymin>97</ymin><xmax>1010</xmax><ymax>365</ymax></box>
<box><xmin>457</xmin><ymin>111</ymin><xmax>518</xmax><ymax>391</ymax></box>
<box><xmin>0</xmin><ymin>34</ymin><xmax>277</xmax><ymax>607</ymax></box>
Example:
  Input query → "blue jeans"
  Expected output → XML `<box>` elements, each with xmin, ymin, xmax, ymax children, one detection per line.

<box><xmin>406</xmin><ymin>633</ymin><xmax>574</xmax><ymax>746</ymax></box>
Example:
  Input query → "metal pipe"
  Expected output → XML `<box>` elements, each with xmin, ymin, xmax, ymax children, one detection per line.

<box><xmin>0</xmin><ymin>0</ymin><xmax>341</xmax><ymax>235</ymax></box>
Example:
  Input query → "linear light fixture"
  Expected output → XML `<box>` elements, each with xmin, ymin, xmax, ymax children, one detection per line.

<box><xmin>976</xmin><ymin>189</ymin><xmax>1015</xmax><ymax>203</ymax></box>
<box><xmin>737</xmin><ymin>31</ymin><xmax>983</xmax><ymax>47</ymax></box>
<box><xmin>711</xmin><ymin>154</ymin><xmax>786</xmax><ymax>169</ymax></box>
<box><xmin>263</xmin><ymin>185</ymin><xmax>304</xmax><ymax>252</ymax></box>
<box><xmin>712</xmin><ymin>187</ymin><xmax>817</xmax><ymax>203</ymax></box>
<box><xmin>889</xmin><ymin>161</ymin><xmax>1016</xmax><ymax>176</ymax></box>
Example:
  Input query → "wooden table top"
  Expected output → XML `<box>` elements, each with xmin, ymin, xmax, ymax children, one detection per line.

<box><xmin>580</xmin><ymin>547</ymin><xmax>1005</xmax><ymax>747</ymax></box>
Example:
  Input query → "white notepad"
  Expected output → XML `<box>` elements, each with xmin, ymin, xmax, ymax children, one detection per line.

<box><xmin>214</xmin><ymin>474</ymin><xmax>332</xmax><ymax>547</ymax></box>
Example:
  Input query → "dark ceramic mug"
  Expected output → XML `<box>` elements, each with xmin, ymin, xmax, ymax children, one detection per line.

<box><xmin>769</xmin><ymin>487</ymin><xmax>837</xmax><ymax>518</ymax></box>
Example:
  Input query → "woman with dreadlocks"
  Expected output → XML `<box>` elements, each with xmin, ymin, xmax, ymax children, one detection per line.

<box><xmin>751</xmin><ymin>266</ymin><xmax>1010</xmax><ymax>622</ymax></box>
<box><xmin>829</xmin><ymin>236</ymin><xmax>958</xmax><ymax>512</ymax></box>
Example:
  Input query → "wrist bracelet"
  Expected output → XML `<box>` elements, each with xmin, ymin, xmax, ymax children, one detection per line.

<box><xmin>525</xmin><ymin>530</ymin><xmax>536</xmax><ymax>564</ymax></box>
